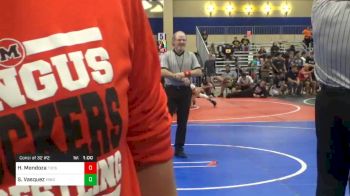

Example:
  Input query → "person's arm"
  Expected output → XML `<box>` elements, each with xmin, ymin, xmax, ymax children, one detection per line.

<box><xmin>125</xmin><ymin>1</ymin><xmax>177</xmax><ymax>196</ymax></box>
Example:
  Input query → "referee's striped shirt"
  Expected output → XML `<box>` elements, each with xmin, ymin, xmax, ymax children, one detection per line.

<box><xmin>312</xmin><ymin>0</ymin><xmax>350</xmax><ymax>89</ymax></box>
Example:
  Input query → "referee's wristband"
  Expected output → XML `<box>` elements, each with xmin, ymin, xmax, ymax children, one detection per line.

<box><xmin>184</xmin><ymin>71</ymin><xmax>192</xmax><ymax>77</ymax></box>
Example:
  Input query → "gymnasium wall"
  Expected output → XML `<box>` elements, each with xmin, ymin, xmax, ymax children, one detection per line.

<box><xmin>146</xmin><ymin>0</ymin><xmax>312</xmax><ymax>51</ymax></box>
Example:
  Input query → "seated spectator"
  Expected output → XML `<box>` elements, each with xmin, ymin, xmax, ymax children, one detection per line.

<box><xmin>270</xmin><ymin>42</ymin><xmax>280</xmax><ymax>57</ymax></box>
<box><xmin>223</xmin><ymin>44</ymin><xmax>234</xmax><ymax>61</ymax></box>
<box><xmin>287</xmin><ymin>45</ymin><xmax>296</xmax><ymax>55</ymax></box>
<box><xmin>292</xmin><ymin>51</ymin><xmax>304</xmax><ymax>70</ymax></box>
<box><xmin>298</xmin><ymin>64</ymin><xmax>316</xmax><ymax>95</ymax></box>
<box><xmin>272</xmin><ymin>53</ymin><xmax>287</xmax><ymax>75</ymax></box>
<box><xmin>217</xmin><ymin>44</ymin><xmax>224</xmax><ymax>58</ymax></box>
<box><xmin>248</xmin><ymin>55</ymin><xmax>260</xmax><ymax>80</ymax></box>
<box><xmin>260</xmin><ymin>55</ymin><xmax>273</xmax><ymax>83</ymax></box>
<box><xmin>241</xmin><ymin>35</ymin><xmax>250</xmax><ymax>51</ymax></box>
<box><xmin>305</xmin><ymin>51</ymin><xmax>315</xmax><ymax>65</ymax></box>
<box><xmin>237</xmin><ymin>72</ymin><xmax>254</xmax><ymax>91</ymax></box>
<box><xmin>216</xmin><ymin>64</ymin><xmax>238</xmax><ymax>97</ymax></box>
<box><xmin>258</xmin><ymin>46</ymin><xmax>267</xmax><ymax>59</ymax></box>
<box><xmin>191</xmin><ymin>83</ymin><xmax>217</xmax><ymax>108</ymax></box>
<box><xmin>272</xmin><ymin>72</ymin><xmax>288</xmax><ymax>96</ymax></box>
<box><xmin>226</xmin><ymin>80</ymin><xmax>268</xmax><ymax>98</ymax></box>
<box><xmin>232</xmin><ymin>37</ymin><xmax>242</xmax><ymax>51</ymax></box>
<box><xmin>301</xmin><ymin>51</ymin><xmax>307</xmax><ymax>64</ymax></box>
<box><xmin>286</xmin><ymin>65</ymin><xmax>302</xmax><ymax>95</ymax></box>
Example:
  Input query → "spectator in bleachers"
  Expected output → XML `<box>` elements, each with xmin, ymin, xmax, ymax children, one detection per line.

<box><xmin>272</xmin><ymin>53</ymin><xmax>287</xmax><ymax>75</ymax></box>
<box><xmin>204</xmin><ymin>54</ymin><xmax>216</xmax><ymax>77</ymax></box>
<box><xmin>208</xmin><ymin>43</ymin><xmax>216</xmax><ymax>55</ymax></box>
<box><xmin>248</xmin><ymin>55</ymin><xmax>260</xmax><ymax>80</ymax></box>
<box><xmin>237</xmin><ymin>72</ymin><xmax>254</xmax><ymax>91</ymax></box>
<box><xmin>286</xmin><ymin>45</ymin><xmax>296</xmax><ymax>55</ymax></box>
<box><xmin>241</xmin><ymin>35</ymin><xmax>250</xmax><ymax>51</ymax></box>
<box><xmin>232</xmin><ymin>37</ymin><xmax>242</xmax><ymax>51</ymax></box>
<box><xmin>260</xmin><ymin>55</ymin><xmax>273</xmax><ymax>83</ymax></box>
<box><xmin>270</xmin><ymin>42</ymin><xmax>280</xmax><ymax>57</ymax></box>
<box><xmin>258</xmin><ymin>46</ymin><xmax>267</xmax><ymax>59</ymax></box>
<box><xmin>223</xmin><ymin>43</ymin><xmax>234</xmax><ymax>60</ymax></box>
<box><xmin>217</xmin><ymin>44</ymin><xmax>224</xmax><ymax>58</ymax></box>
<box><xmin>201</xmin><ymin>30</ymin><xmax>208</xmax><ymax>45</ymax></box>
<box><xmin>292</xmin><ymin>51</ymin><xmax>304</xmax><ymax>70</ymax></box>
<box><xmin>302</xmin><ymin>26</ymin><xmax>313</xmax><ymax>49</ymax></box>
<box><xmin>284</xmin><ymin>52</ymin><xmax>293</xmax><ymax>71</ymax></box>
<box><xmin>216</xmin><ymin>64</ymin><xmax>237</xmax><ymax>97</ymax></box>
<box><xmin>286</xmin><ymin>65</ymin><xmax>301</xmax><ymax>95</ymax></box>
<box><xmin>298</xmin><ymin>64</ymin><xmax>315</xmax><ymax>95</ymax></box>
<box><xmin>226</xmin><ymin>80</ymin><xmax>268</xmax><ymax>98</ymax></box>
<box><xmin>301</xmin><ymin>51</ymin><xmax>307</xmax><ymax>64</ymax></box>
<box><xmin>305</xmin><ymin>51</ymin><xmax>315</xmax><ymax>65</ymax></box>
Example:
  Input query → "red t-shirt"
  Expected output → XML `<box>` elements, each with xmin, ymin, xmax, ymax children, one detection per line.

<box><xmin>298</xmin><ymin>69</ymin><xmax>311</xmax><ymax>81</ymax></box>
<box><xmin>0</xmin><ymin>1</ymin><xmax>173</xmax><ymax>195</ymax></box>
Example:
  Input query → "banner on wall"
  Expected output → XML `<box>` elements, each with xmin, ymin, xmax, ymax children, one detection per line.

<box><xmin>157</xmin><ymin>32</ymin><xmax>167</xmax><ymax>53</ymax></box>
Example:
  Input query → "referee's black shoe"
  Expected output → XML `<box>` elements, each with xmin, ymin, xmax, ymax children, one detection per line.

<box><xmin>175</xmin><ymin>150</ymin><xmax>188</xmax><ymax>158</ymax></box>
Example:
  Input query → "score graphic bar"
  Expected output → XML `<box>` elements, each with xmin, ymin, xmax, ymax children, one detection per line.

<box><xmin>16</xmin><ymin>155</ymin><xmax>97</xmax><ymax>186</ymax></box>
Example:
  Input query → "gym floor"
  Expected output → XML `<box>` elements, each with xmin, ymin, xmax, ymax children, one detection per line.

<box><xmin>170</xmin><ymin>97</ymin><xmax>338</xmax><ymax>196</ymax></box>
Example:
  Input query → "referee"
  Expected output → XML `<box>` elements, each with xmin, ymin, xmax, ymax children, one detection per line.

<box><xmin>312</xmin><ymin>0</ymin><xmax>350</xmax><ymax>195</ymax></box>
<box><xmin>161</xmin><ymin>31</ymin><xmax>202</xmax><ymax>158</ymax></box>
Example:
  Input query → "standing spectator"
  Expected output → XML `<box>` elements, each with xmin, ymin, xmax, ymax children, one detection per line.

<box><xmin>293</xmin><ymin>51</ymin><xmax>304</xmax><ymax>70</ymax></box>
<box><xmin>217</xmin><ymin>64</ymin><xmax>238</xmax><ymax>97</ymax></box>
<box><xmin>232</xmin><ymin>36</ymin><xmax>242</xmax><ymax>51</ymax></box>
<box><xmin>204</xmin><ymin>54</ymin><xmax>216</xmax><ymax>78</ymax></box>
<box><xmin>241</xmin><ymin>35</ymin><xmax>250</xmax><ymax>51</ymax></box>
<box><xmin>270</xmin><ymin>42</ymin><xmax>280</xmax><ymax>57</ymax></box>
<box><xmin>161</xmin><ymin>31</ymin><xmax>203</xmax><ymax>158</ymax></box>
<box><xmin>237</xmin><ymin>72</ymin><xmax>254</xmax><ymax>91</ymax></box>
<box><xmin>302</xmin><ymin>26</ymin><xmax>313</xmax><ymax>49</ymax></box>
<box><xmin>286</xmin><ymin>65</ymin><xmax>301</xmax><ymax>95</ymax></box>
<box><xmin>217</xmin><ymin>44</ymin><xmax>224</xmax><ymax>58</ymax></box>
<box><xmin>226</xmin><ymin>80</ymin><xmax>268</xmax><ymax>98</ymax></box>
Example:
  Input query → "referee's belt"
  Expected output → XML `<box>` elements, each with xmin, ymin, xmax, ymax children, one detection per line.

<box><xmin>321</xmin><ymin>84</ymin><xmax>350</xmax><ymax>94</ymax></box>
<box><xmin>165</xmin><ymin>85</ymin><xmax>190</xmax><ymax>89</ymax></box>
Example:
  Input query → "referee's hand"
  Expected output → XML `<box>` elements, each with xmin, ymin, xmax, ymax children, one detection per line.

<box><xmin>182</xmin><ymin>78</ymin><xmax>191</xmax><ymax>86</ymax></box>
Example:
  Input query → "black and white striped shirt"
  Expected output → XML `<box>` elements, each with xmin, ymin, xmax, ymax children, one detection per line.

<box><xmin>312</xmin><ymin>0</ymin><xmax>350</xmax><ymax>89</ymax></box>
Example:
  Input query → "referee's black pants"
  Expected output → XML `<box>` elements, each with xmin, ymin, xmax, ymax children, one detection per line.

<box><xmin>165</xmin><ymin>85</ymin><xmax>192</xmax><ymax>152</ymax></box>
<box><xmin>316</xmin><ymin>85</ymin><xmax>350</xmax><ymax>196</ymax></box>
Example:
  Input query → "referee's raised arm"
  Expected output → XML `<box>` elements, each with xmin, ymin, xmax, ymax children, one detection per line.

<box><xmin>312</xmin><ymin>0</ymin><xmax>350</xmax><ymax>195</ymax></box>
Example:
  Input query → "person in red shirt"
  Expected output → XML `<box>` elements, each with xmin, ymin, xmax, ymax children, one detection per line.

<box><xmin>298</xmin><ymin>64</ymin><xmax>315</xmax><ymax>95</ymax></box>
<box><xmin>0</xmin><ymin>1</ymin><xmax>176</xmax><ymax>196</ymax></box>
